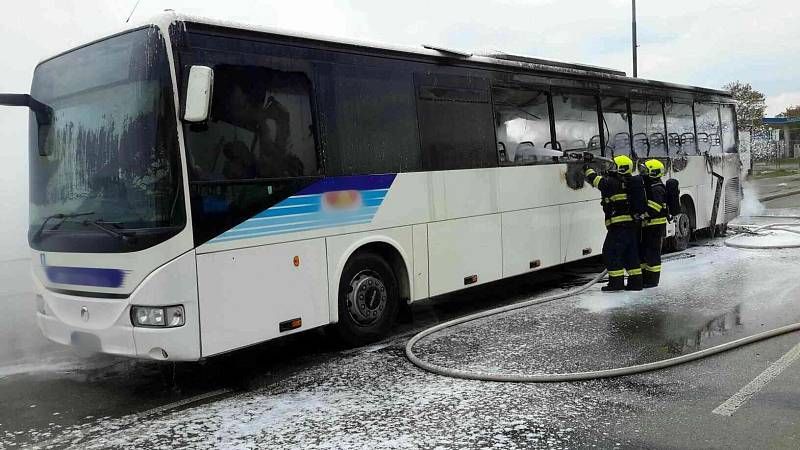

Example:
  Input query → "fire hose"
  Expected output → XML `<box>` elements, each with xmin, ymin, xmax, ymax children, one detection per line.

<box><xmin>406</xmin><ymin>228</ymin><xmax>800</xmax><ymax>382</ymax></box>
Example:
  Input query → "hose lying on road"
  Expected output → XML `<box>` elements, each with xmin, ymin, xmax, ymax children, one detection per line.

<box><xmin>724</xmin><ymin>222</ymin><xmax>800</xmax><ymax>249</ymax></box>
<box><xmin>406</xmin><ymin>233</ymin><xmax>800</xmax><ymax>382</ymax></box>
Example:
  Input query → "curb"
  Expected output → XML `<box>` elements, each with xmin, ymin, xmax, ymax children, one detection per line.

<box><xmin>759</xmin><ymin>189</ymin><xmax>800</xmax><ymax>202</ymax></box>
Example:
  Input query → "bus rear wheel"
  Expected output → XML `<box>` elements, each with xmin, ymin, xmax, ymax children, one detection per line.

<box><xmin>670</xmin><ymin>212</ymin><xmax>691</xmax><ymax>251</ymax></box>
<box><xmin>335</xmin><ymin>252</ymin><xmax>399</xmax><ymax>346</ymax></box>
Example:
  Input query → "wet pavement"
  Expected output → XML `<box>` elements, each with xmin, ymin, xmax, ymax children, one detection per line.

<box><xmin>1</xmin><ymin>212</ymin><xmax>800</xmax><ymax>449</ymax></box>
<box><xmin>764</xmin><ymin>192</ymin><xmax>800</xmax><ymax>209</ymax></box>
<box><xmin>751</xmin><ymin>173</ymin><xmax>800</xmax><ymax>199</ymax></box>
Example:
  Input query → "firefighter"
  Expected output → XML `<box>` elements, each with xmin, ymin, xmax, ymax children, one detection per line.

<box><xmin>640</xmin><ymin>159</ymin><xmax>668</xmax><ymax>288</ymax></box>
<box><xmin>584</xmin><ymin>155</ymin><xmax>643</xmax><ymax>292</ymax></box>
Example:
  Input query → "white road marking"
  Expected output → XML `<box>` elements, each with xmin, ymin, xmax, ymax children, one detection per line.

<box><xmin>712</xmin><ymin>341</ymin><xmax>800</xmax><ymax>417</ymax></box>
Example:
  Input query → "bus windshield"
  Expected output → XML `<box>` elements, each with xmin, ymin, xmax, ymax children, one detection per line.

<box><xmin>29</xmin><ymin>27</ymin><xmax>184</xmax><ymax>253</ymax></box>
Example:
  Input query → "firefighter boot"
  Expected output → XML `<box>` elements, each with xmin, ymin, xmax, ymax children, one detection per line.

<box><xmin>626</xmin><ymin>274</ymin><xmax>643</xmax><ymax>291</ymax></box>
<box><xmin>643</xmin><ymin>271</ymin><xmax>660</xmax><ymax>288</ymax></box>
<box><xmin>602</xmin><ymin>275</ymin><xmax>625</xmax><ymax>292</ymax></box>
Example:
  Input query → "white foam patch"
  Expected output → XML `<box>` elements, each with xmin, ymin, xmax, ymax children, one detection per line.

<box><xmin>727</xmin><ymin>225</ymin><xmax>800</xmax><ymax>248</ymax></box>
<box><xmin>15</xmin><ymin>355</ymin><xmax>645</xmax><ymax>450</ymax></box>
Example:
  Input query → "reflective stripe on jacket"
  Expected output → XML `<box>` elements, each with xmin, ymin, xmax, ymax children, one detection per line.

<box><xmin>643</xmin><ymin>178</ymin><xmax>667</xmax><ymax>228</ymax></box>
<box><xmin>585</xmin><ymin>168</ymin><xmax>633</xmax><ymax>228</ymax></box>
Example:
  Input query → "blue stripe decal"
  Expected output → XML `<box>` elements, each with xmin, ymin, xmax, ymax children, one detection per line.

<box><xmin>270</xmin><ymin>195</ymin><xmax>323</xmax><ymax>207</ymax></box>
<box><xmin>45</xmin><ymin>266</ymin><xmax>127</xmax><ymax>288</ymax></box>
<box><xmin>255</xmin><ymin>203</ymin><xmax>321</xmax><ymax>218</ymax></box>
<box><xmin>223</xmin><ymin>213</ymin><xmax>378</xmax><ymax>237</ymax></box>
<box><xmin>209</xmin><ymin>174</ymin><xmax>397</xmax><ymax>243</ymax></box>
<box><xmin>362</xmin><ymin>197</ymin><xmax>385</xmax><ymax>207</ymax></box>
<box><xmin>359</xmin><ymin>189</ymin><xmax>389</xmax><ymax>200</ymax></box>
<box><xmin>233</xmin><ymin>207</ymin><xmax>381</xmax><ymax>230</ymax></box>
<box><xmin>212</xmin><ymin>219</ymin><xmax>373</xmax><ymax>243</ymax></box>
<box><xmin>296</xmin><ymin>174</ymin><xmax>396</xmax><ymax>195</ymax></box>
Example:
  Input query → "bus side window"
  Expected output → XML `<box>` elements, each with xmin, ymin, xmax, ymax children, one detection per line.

<box><xmin>665</xmin><ymin>102</ymin><xmax>696</xmax><ymax>155</ymax></box>
<box><xmin>694</xmin><ymin>103</ymin><xmax>722</xmax><ymax>154</ymax></box>
<box><xmin>415</xmin><ymin>73</ymin><xmax>496</xmax><ymax>171</ymax></box>
<box><xmin>205</xmin><ymin>65</ymin><xmax>318</xmax><ymax>179</ymax></box>
<box><xmin>720</xmin><ymin>104</ymin><xmax>738</xmax><ymax>153</ymax></box>
<box><xmin>317</xmin><ymin>64</ymin><xmax>421</xmax><ymax>175</ymax></box>
<box><xmin>553</xmin><ymin>92</ymin><xmax>601</xmax><ymax>157</ymax></box>
<box><xmin>600</xmin><ymin>97</ymin><xmax>631</xmax><ymax>157</ymax></box>
<box><xmin>183</xmin><ymin>62</ymin><xmax>321</xmax><ymax>245</ymax></box>
<box><xmin>492</xmin><ymin>87</ymin><xmax>553</xmax><ymax>165</ymax></box>
<box><xmin>631</xmin><ymin>100</ymin><xmax>667</xmax><ymax>157</ymax></box>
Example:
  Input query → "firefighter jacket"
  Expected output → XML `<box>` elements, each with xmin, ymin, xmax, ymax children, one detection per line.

<box><xmin>643</xmin><ymin>177</ymin><xmax>668</xmax><ymax>228</ymax></box>
<box><xmin>585</xmin><ymin>168</ymin><xmax>634</xmax><ymax>228</ymax></box>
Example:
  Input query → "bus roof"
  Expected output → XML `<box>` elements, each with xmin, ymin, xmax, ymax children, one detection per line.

<box><xmin>174</xmin><ymin>12</ymin><xmax>731</xmax><ymax>99</ymax></box>
<box><xmin>40</xmin><ymin>11</ymin><xmax>733</xmax><ymax>100</ymax></box>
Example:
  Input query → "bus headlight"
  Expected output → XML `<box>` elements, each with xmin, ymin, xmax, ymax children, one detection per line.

<box><xmin>131</xmin><ymin>305</ymin><xmax>185</xmax><ymax>328</ymax></box>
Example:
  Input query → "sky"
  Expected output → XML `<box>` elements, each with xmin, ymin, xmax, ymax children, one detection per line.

<box><xmin>0</xmin><ymin>0</ymin><xmax>798</xmax><ymax>260</ymax></box>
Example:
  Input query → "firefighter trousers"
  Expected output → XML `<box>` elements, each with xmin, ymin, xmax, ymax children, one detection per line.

<box><xmin>602</xmin><ymin>224</ymin><xmax>642</xmax><ymax>289</ymax></box>
<box><xmin>640</xmin><ymin>224</ymin><xmax>665</xmax><ymax>287</ymax></box>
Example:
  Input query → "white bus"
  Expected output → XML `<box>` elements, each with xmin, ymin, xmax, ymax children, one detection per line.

<box><xmin>1</xmin><ymin>13</ymin><xmax>742</xmax><ymax>361</ymax></box>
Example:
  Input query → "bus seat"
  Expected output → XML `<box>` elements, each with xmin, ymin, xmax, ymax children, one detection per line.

<box><xmin>633</xmin><ymin>132</ymin><xmax>650</xmax><ymax>155</ymax></box>
<box><xmin>497</xmin><ymin>142</ymin><xmax>508</xmax><ymax>163</ymax></box>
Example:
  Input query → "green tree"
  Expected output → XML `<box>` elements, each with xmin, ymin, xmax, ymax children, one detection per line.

<box><xmin>723</xmin><ymin>81</ymin><xmax>766</xmax><ymax>131</ymax></box>
<box><xmin>777</xmin><ymin>105</ymin><xmax>800</xmax><ymax>118</ymax></box>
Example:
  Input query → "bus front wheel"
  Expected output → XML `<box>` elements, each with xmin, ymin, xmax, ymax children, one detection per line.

<box><xmin>335</xmin><ymin>252</ymin><xmax>399</xmax><ymax>346</ymax></box>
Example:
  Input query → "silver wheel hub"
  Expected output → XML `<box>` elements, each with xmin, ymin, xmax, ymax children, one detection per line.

<box><xmin>675</xmin><ymin>213</ymin><xmax>690</xmax><ymax>239</ymax></box>
<box><xmin>346</xmin><ymin>271</ymin><xmax>387</xmax><ymax>326</ymax></box>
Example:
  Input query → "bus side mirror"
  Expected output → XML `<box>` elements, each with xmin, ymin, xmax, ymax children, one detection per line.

<box><xmin>0</xmin><ymin>93</ymin><xmax>54</xmax><ymax>156</ymax></box>
<box><xmin>184</xmin><ymin>66</ymin><xmax>214</xmax><ymax>122</ymax></box>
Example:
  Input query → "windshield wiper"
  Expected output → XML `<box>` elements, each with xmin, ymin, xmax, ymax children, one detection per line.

<box><xmin>85</xmin><ymin>219</ymin><xmax>137</xmax><ymax>245</ymax></box>
<box><xmin>33</xmin><ymin>211</ymin><xmax>95</xmax><ymax>241</ymax></box>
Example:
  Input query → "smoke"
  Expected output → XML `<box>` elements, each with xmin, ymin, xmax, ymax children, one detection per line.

<box><xmin>740</xmin><ymin>181</ymin><xmax>765</xmax><ymax>217</ymax></box>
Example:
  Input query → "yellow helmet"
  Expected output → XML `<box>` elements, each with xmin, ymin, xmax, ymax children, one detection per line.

<box><xmin>613</xmin><ymin>155</ymin><xmax>633</xmax><ymax>175</ymax></box>
<box><xmin>644</xmin><ymin>159</ymin><xmax>665</xmax><ymax>178</ymax></box>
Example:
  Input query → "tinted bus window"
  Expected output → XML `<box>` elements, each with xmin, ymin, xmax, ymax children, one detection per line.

<box><xmin>695</xmin><ymin>103</ymin><xmax>722</xmax><ymax>154</ymax></box>
<box><xmin>184</xmin><ymin>63</ymin><xmax>321</xmax><ymax>245</ymax></box>
<box><xmin>188</xmin><ymin>65</ymin><xmax>318</xmax><ymax>180</ymax></box>
<box><xmin>318</xmin><ymin>64</ymin><xmax>421</xmax><ymax>175</ymax></box>
<box><xmin>492</xmin><ymin>87</ymin><xmax>553</xmax><ymax>165</ymax></box>
<box><xmin>665</xmin><ymin>102</ymin><xmax>697</xmax><ymax>155</ymax></box>
<box><xmin>601</xmin><ymin>97</ymin><xmax>632</xmax><ymax>157</ymax></box>
<box><xmin>416</xmin><ymin>74</ymin><xmax>496</xmax><ymax>170</ymax></box>
<box><xmin>631</xmin><ymin>100</ymin><xmax>667</xmax><ymax>157</ymax></box>
<box><xmin>553</xmin><ymin>93</ymin><xmax>601</xmax><ymax>156</ymax></box>
<box><xmin>720</xmin><ymin>104</ymin><xmax>738</xmax><ymax>153</ymax></box>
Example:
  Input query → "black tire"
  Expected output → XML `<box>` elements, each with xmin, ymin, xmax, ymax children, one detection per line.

<box><xmin>335</xmin><ymin>252</ymin><xmax>399</xmax><ymax>346</ymax></box>
<box><xmin>667</xmin><ymin>198</ymin><xmax>694</xmax><ymax>252</ymax></box>
<box><xmin>669</xmin><ymin>212</ymin><xmax>691</xmax><ymax>251</ymax></box>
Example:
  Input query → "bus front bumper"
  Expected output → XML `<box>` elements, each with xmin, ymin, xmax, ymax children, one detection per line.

<box><xmin>35</xmin><ymin>291</ymin><xmax>201</xmax><ymax>361</ymax></box>
<box><xmin>32</xmin><ymin>252</ymin><xmax>202</xmax><ymax>362</ymax></box>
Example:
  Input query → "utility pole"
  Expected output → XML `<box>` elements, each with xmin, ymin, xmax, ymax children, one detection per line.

<box><xmin>632</xmin><ymin>0</ymin><xmax>638</xmax><ymax>77</ymax></box>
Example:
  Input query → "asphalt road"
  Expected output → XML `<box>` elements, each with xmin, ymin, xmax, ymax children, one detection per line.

<box><xmin>763</xmin><ymin>192</ymin><xmax>800</xmax><ymax>209</ymax></box>
<box><xmin>752</xmin><ymin>174</ymin><xmax>800</xmax><ymax>200</ymax></box>
<box><xmin>2</xmin><ymin>212</ymin><xmax>800</xmax><ymax>449</ymax></box>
